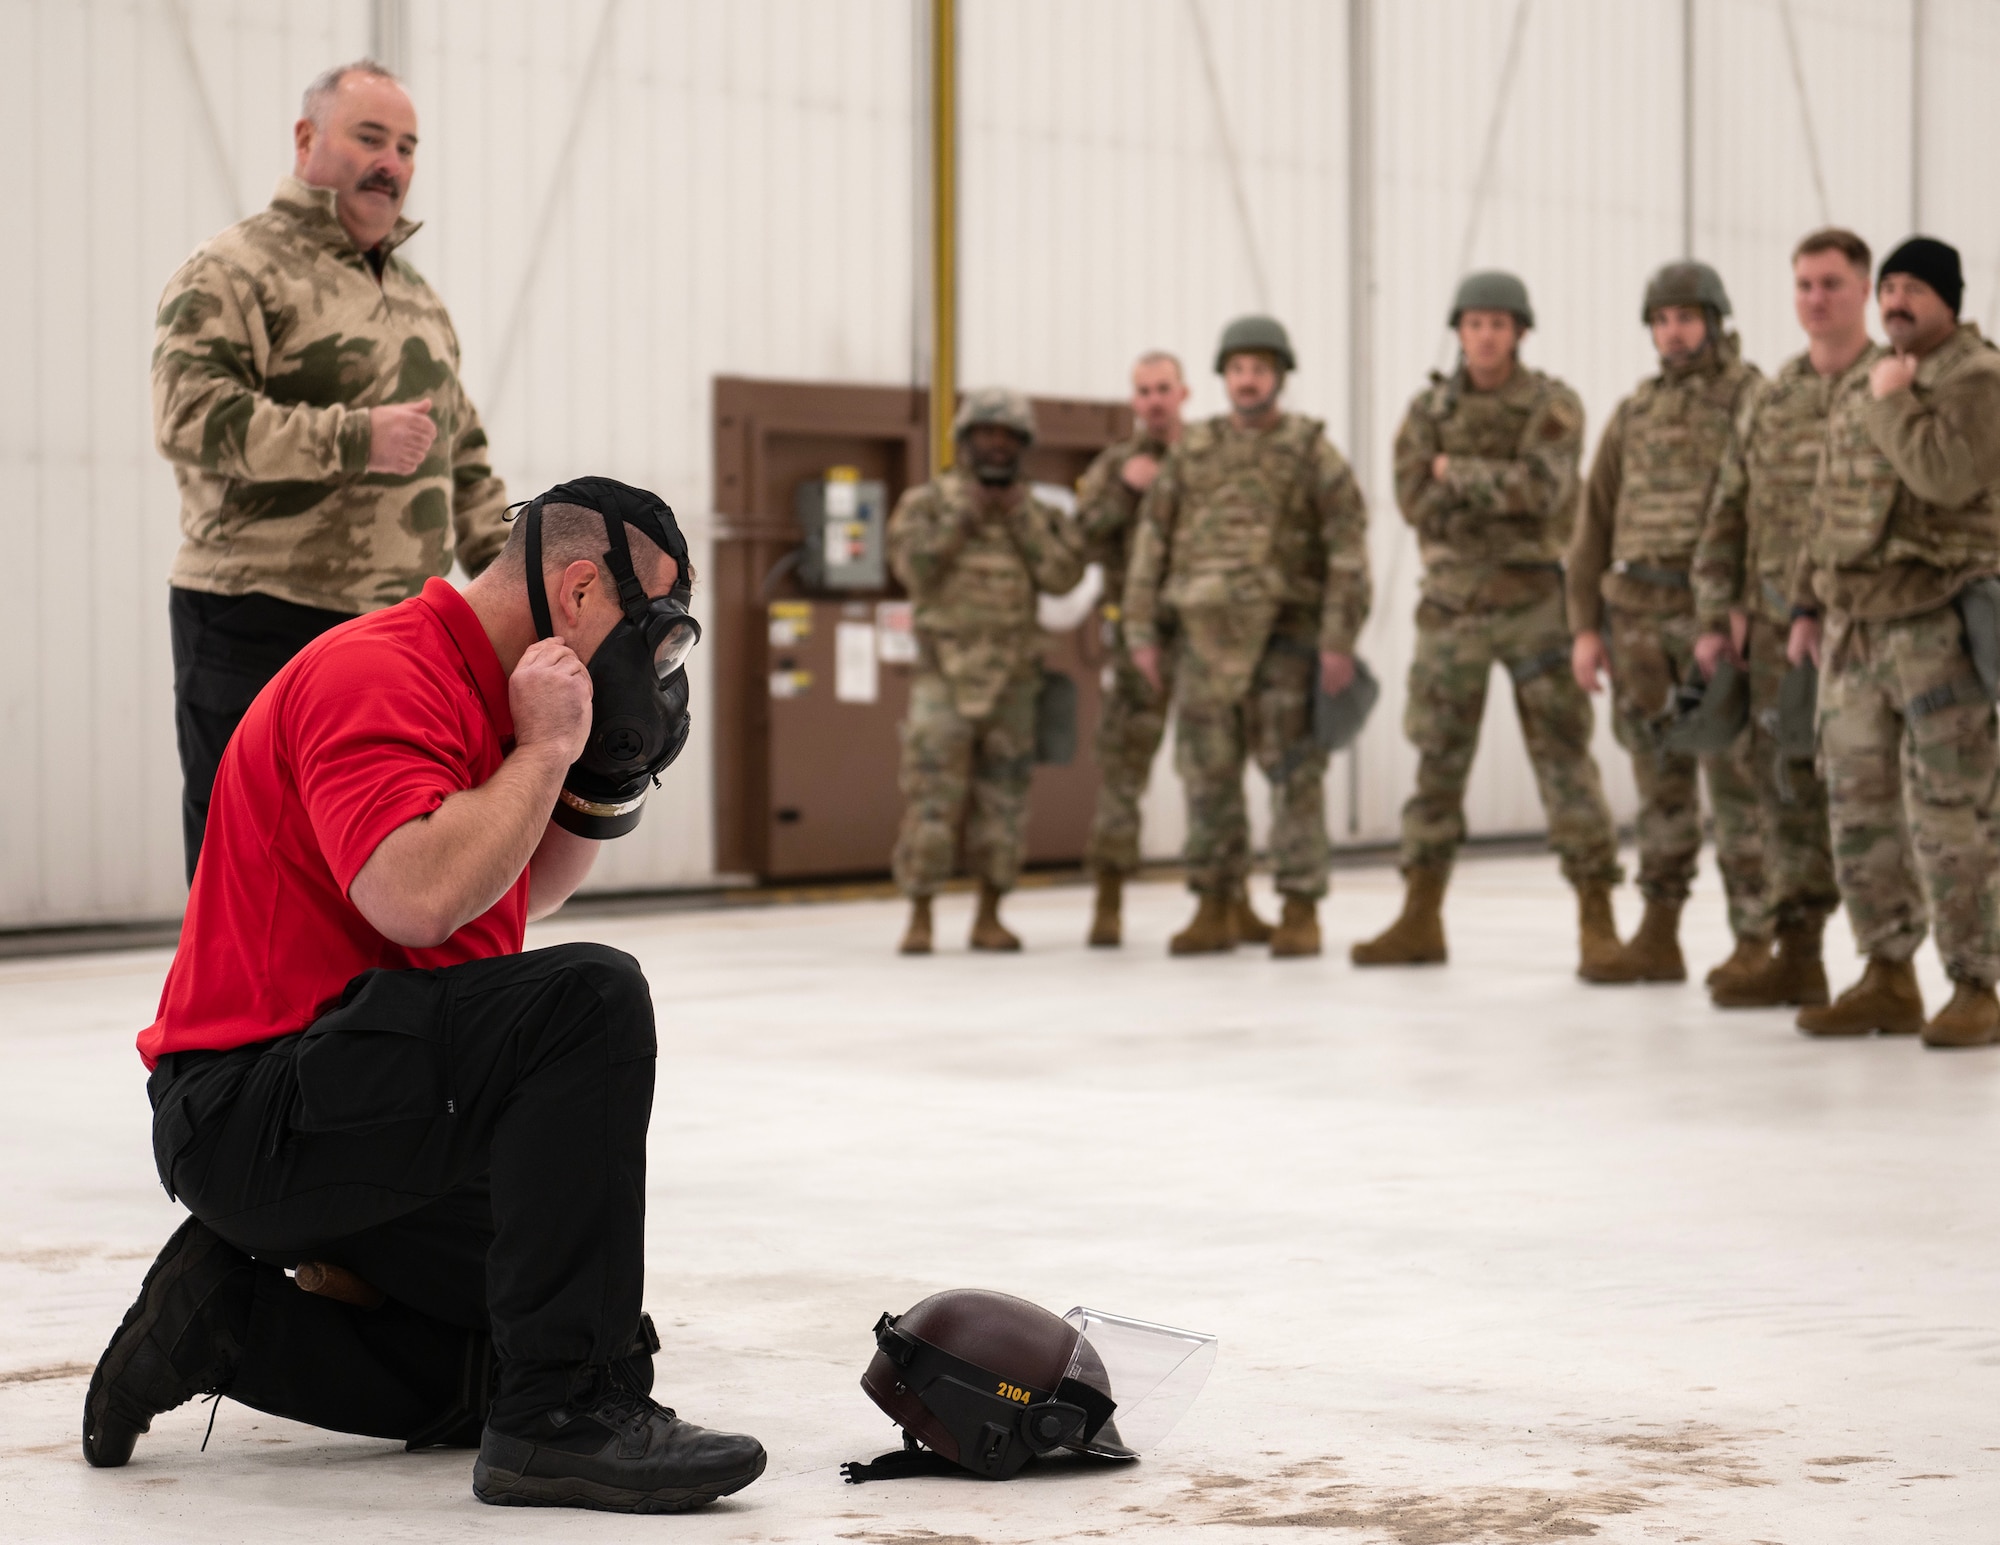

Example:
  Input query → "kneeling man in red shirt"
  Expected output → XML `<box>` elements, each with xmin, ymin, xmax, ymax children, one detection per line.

<box><xmin>83</xmin><ymin>477</ymin><xmax>764</xmax><ymax>1514</ymax></box>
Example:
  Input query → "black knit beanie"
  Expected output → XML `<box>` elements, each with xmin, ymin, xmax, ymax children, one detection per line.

<box><xmin>1879</xmin><ymin>236</ymin><xmax>1964</xmax><ymax>315</ymax></box>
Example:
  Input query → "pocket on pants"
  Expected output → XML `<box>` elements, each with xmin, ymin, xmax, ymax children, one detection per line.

<box><xmin>150</xmin><ymin>1057</ymin><xmax>251</xmax><ymax>1201</ymax></box>
<box><xmin>293</xmin><ymin>970</ymin><xmax>453</xmax><ymax>1133</ymax></box>
<box><xmin>1906</xmin><ymin>699</ymin><xmax>1998</xmax><ymax>811</ymax></box>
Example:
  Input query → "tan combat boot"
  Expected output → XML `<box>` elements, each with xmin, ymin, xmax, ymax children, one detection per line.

<box><xmin>1610</xmin><ymin>899</ymin><xmax>1687</xmax><ymax>983</ymax></box>
<box><xmin>1711</xmin><ymin>923</ymin><xmax>1829</xmax><ymax>1009</ymax></box>
<box><xmin>1574</xmin><ymin>882</ymin><xmax>1624</xmax><ymax>982</ymax></box>
<box><xmin>1350</xmin><ymin>868</ymin><xmax>1448</xmax><ymax>966</ymax></box>
<box><xmin>1922</xmin><ymin>980</ymin><xmax>2000</xmax><ymax>1048</ymax></box>
<box><xmin>1087</xmin><ymin>872</ymin><xmax>1123</xmax><ymax>948</ymax></box>
<box><xmin>969</xmin><ymin>881</ymin><xmax>1022</xmax><ymax>952</ymax></box>
<box><xmin>1169</xmin><ymin>892</ymin><xmax>1236</xmax><ymax>956</ymax></box>
<box><xmin>1796</xmin><ymin>956</ymin><xmax>1924</xmax><ymax>1037</ymax></box>
<box><xmin>899</xmin><ymin>897</ymin><xmax>934</xmax><ymax>956</ymax></box>
<box><xmin>1269</xmin><ymin>896</ymin><xmax>1322</xmax><ymax>958</ymax></box>
<box><xmin>1228</xmin><ymin>883</ymin><xmax>1274</xmax><ymax>946</ymax></box>
<box><xmin>1705</xmin><ymin>936</ymin><xmax>1772</xmax><ymax>998</ymax></box>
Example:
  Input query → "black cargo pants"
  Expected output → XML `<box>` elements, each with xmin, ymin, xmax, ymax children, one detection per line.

<box><xmin>169</xmin><ymin>588</ymin><xmax>355</xmax><ymax>885</ymax></box>
<box><xmin>148</xmin><ymin>943</ymin><xmax>657</xmax><ymax>1442</ymax></box>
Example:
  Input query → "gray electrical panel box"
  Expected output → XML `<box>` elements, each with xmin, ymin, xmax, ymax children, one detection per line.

<box><xmin>794</xmin><ymin>469</ymin><xmax>888</xmax><ymax>592</ymax></box>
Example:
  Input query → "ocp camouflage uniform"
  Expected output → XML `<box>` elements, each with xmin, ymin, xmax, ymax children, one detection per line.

<box><xmin>888</xmin><ymin>470</ymin><xmax>1085</xmax><ymax>897</ymax></box>
<box><xmin>1076</xmin><ymin>431</ymin><xmax>1179</xmax><ymax>876</ymax></box>
<box><xmin>153</xmin><ymin>175</ymin><xmax>510</xmax><ymax>612</ymax></box>
<box><xmin>1123</xmin><ymin>416</ymin><xmax>1371</xmax><ymax>900</ymax></box>
<box><xmin>1694</xmin><ymin>348</ymin><xmax>1880</xmax><ymax>934</ymax></box>
<box><xmin>1795</xmin><ymin>322</ymin><xmax>2000</xmax><ymax>987</ymax></box>
<box><xmin>1393</xmin><ymin>365</ymin><xmax>1620</xmax><ymax>887</ymax></box>
<box><xmin>1570</xmin><ymin>334</ymin><xmax>1769</xmax><ymax>940</ymax></box>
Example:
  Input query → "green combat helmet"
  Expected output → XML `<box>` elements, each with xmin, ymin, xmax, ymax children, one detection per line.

<box><xmin>1449</xmin><ymin>270</ymin><xmax>1534</xmax><ymax>328</ymax></box>
<box><xmin>953</xmin><ymin>387</ymin><xmax>1037</xmax><ymax>445</ymax></box>
<box><xmin>1214</xmin><ymin>314</ymin><xmax>1296</xmax><ymax>373</ymax></box>
<box><xmin>1642</xmin><ymin>260</ymin><xmax>1732</xmax><ymax>323</ymax></box>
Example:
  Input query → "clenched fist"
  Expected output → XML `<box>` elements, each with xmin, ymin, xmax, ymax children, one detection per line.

<box><xmin>1120</xmin><ymin>453</ymin><xmax>1161</xmax><ymax>494</ymax></box>
<box><xmin>510</xmin><ymin>638</ymin><xmax>593</xmax><ymax>765</ymax></box>
<box><xmin>1869</xmin><ymin>354</ymin><xmax>1918</xmax><ymax>401</ymax></box>
<box><xmin>367</xmin><ymin>397</ymin><xmax>438</xmax><ymax>476</ymax></box>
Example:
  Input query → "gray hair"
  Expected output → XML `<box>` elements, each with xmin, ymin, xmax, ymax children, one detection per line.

<box><xmin>301</xmin><ymin>58</ymin><xmax>402</xmax><ymax>126</ymax></box>
<box><xmin>1134</xmin><ymin>350</ymin><xmax>1185</xmax><ymax>381</ymax></box>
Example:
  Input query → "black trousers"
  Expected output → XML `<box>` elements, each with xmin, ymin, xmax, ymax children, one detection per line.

<box><xmin>149</xmin><ymin>944</ymin><xmax>657</xmax><ymax>1441</ymax></box>
<box><xmin>169</xmin><ymin>587</ymin><xmax>354</xmax><ymax>885</ymax></box>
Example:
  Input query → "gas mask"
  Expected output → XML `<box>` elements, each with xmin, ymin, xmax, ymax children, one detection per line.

<box><xmin>962</xmin><ymin>430</ymin><xmax>1026</xmax><ymax>488</ymax></box>
<box><xmin>519</xmin><ymin>478</ymin><xmax>701</xmax><ymax>839</ymax></box>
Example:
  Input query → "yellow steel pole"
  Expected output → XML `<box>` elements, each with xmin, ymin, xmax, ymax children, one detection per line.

<box><xmin>929</xmin><ymin>0</ymin><xmax>957</xmax><ymax>474</ymax></box>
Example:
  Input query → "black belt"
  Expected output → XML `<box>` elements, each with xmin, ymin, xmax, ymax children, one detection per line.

<box><xmin>1611</xmin><ymin>560</ymin><xmax>1691</xmax><ymax>589</ymax></box>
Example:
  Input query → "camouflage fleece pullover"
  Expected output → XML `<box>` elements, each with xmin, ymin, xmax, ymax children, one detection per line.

<box><xmin>153</xmin><ymin>176</ymin><xmax>509</xmax><ymax>614</ymax></box>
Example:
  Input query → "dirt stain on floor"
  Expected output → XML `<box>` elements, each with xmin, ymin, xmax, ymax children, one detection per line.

<box><xmin>1202</xmin><ymin>1483</ymin><xmax>1643</xmax><ymax>1542</ymax></box>
<box><xmin>1181</xmin><ymin>1422</ymin><xmax>1778</xmax><ymax>1541</ymax></box>
<box><xmin>1595</xmin><ymin>1422</ymin><xmax>1773</xmax><ymax>1490</ymax></box>
<box><xmin>0</xmin><ymin>1361</ymin><xmax>92</xmax><ymax>1386</ymax></box>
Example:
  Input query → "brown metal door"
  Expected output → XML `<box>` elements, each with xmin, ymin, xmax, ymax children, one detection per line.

<box><xmin>712</xmin><ymin>377</ymin><xmax>1129</xmax><ymax>881</ymax></box>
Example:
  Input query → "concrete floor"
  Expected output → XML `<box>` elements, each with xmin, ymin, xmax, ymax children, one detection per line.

<box><xmin>2</xmin><ymin>852</ymin><xmax>1997</xmax><ymax>1543</ymax></box>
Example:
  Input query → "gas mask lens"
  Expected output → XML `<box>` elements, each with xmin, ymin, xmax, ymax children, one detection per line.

<box><xmin>648</xmin><ymin>607</ymin><xmax>700</xmax><ymax>681</ymax></box>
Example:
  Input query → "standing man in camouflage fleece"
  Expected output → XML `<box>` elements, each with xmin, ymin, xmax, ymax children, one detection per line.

<box><xmin>1789</xmin><ymin>237</ymin><xmax>2000</xmax><ymax>1048</ymax></box>
<box><xmin>1353</xmin><ymin>272</ymin><xmax>1622</xmax><ymax>976</ymax></box>
<box><xmin>1124</xmin><ymin>316</ymin><xmax>1372</xmax><ymax>959</ymax></box>
<box><xmin>1570</xmin><ymin>262</ymin><xmax>1768</xmax><ymax>985</ymax></box>
<box><xmin>1074</xmin><ymin>352</ymin><xmax>1272</xmax><ymax>948</ymax></box>
<box><xmin>154</xmin><ymin>60</ymin><xmax>509</xmax><ymax>882</ymax></box>
<box><xmin>1691</xmin><ymin>230</ymin><xmax>1879</xmax><ymax>1010</ymax></box>
<box><xmin>888</xmin><ymin>390</ymin><xmax>1085</xmax><ymax>955</ymax></box>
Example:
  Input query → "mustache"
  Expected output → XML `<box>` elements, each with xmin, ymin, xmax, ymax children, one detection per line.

<box><xmin>1883</xmin><ymin>308</ymin><xmax>1916</xmax><ymax>325</ymax></box>
<box><xmin>356</xmin><ymin>170</ymin><xmax>402</xmax><ymax>198</ymax></box>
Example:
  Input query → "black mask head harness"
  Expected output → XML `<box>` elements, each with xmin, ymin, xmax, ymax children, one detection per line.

<box><xmin>842</xmin><ymin>1311</ymin><xmax>1119</xmax><ymax>1483</ymax></box>
<box><xmin>515</xmin><ymin>476</ymin><xmax>699</xmax><ymax>839</ymax></box>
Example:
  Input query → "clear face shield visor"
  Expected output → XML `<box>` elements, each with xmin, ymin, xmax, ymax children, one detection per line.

<box><xmin>1058</xmin><ymin>1307</ymin><xmax>1218</xmax><ymax>1459</ymax></box>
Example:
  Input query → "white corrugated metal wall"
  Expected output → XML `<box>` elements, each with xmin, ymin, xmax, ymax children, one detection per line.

<box><xmin>6</xmin><ymin>0</ymin><xmax>2000</xmax><ymax>927</ymax></box>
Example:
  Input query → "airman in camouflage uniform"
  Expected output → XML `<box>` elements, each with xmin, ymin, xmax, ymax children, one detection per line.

<box><xmin>1570</xmin><ymin>261</ymin><xmax>1768</xmax><ymax>986</ymax></box>
<box><xmin>1693</xmin><ymin>230</ymin><xmax>1881</xmax><ymax>1010</ymax></box>
<box><xmin>154</xmin><ymin>62</ymin><xmax>508</xmax><ymax>881</ymax></box>
<box><xmin>1074</xmin><ymin>354</ymin><xmax>1272</xmax><ymax>948</ymax></box>
<box><xmin>1124</xmin><ymin>316</ymin><xmax>1372</xmax><ymax>958</ymax></box>
<box><xmin>888</xmin><ymin>388</ymin><xmax>1086</xmax><ymax>954</ymax></box>
<box><xmin>1789</xmin><ymin>237</ymin><xmax>2000</xmax><ymax>1047</ymax></box>
<box><xmin>1352</xmin><ymin>272</ymin><xmax>1623</xmax><ymax>977</ymax></box>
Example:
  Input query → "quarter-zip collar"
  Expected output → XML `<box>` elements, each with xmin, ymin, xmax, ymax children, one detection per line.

<box><xmin>268</xmin><ymin>174</ymin><xmax>422</xmax><ymax>268</ymax></box>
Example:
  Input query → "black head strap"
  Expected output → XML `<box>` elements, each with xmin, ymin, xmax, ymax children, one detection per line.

<box><xmin>513</xmin><ymin>476</ymin><xmax>691</xmax><ymax>640</ymax></box>
<box><xmin>521</xmin><ymin>496</ymin><xmax>554</xmax><ymax>641</ymax></box>
<box><xmin>594</xmin><ymin>504</ymin><xmax>649</xmax><ymax>620</ymax></box>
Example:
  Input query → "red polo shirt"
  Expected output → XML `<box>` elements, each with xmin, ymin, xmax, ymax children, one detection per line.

<box><xmin>141</xmin><ymin>578</ymin><xmax>529</xmax><ymax>1067</ymax></box>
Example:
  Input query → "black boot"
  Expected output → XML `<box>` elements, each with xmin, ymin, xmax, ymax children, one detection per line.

<box><xmin>473</xmin><ymin>1363</ymin><xmax>766</xmax><ymax>1513</ymax></box>
<box><xmin>83</xmin><ymin>1216</ymin><xmax>254</xmax><ymax>1468</ymax></box>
